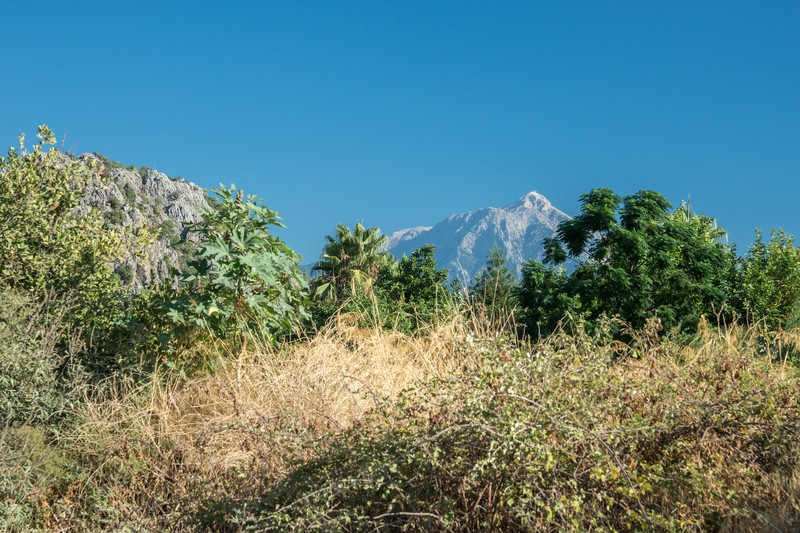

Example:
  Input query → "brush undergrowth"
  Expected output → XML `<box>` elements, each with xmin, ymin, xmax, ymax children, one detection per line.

<box><xmin>230</xmin><ymin>321</ymin><xmax>800</xmax><ymax>532</ymax></box>
<box><xmin>2</xmin><ymin>310</ymin><xmax>799</xmax><ymax>531</ymax></box>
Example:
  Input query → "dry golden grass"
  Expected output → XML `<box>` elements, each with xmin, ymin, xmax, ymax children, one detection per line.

<box><xmin>63</xmin><ymin>314</ymin><xmax>481</xmax><ymax>527</ymax></box>
<box><xmin>170</xmin><ymin>314</ymin><xmax>479</xmax><ymax>476</ymax></box>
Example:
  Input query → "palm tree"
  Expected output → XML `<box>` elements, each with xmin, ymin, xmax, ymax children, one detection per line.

<box><xmin>312</xmin><ymin>223</ymin><xmax>394</xmax><ymax>300</ymax></box>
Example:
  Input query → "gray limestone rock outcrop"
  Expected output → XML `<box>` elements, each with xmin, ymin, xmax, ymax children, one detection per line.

<box><xmin>78</xmin><ymin>154</ymin><xmax>209</xmax><ymax>289</ymax></box>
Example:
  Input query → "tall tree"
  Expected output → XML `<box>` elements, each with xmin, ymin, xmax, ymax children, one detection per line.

<box><xmin>731</xmin><ymin>229</ymin><xmax>800</xmax><ymax>329</ymax></box>
<box><xmin>516</xmin><ymin>260</ymin><xmax>575</xmax><ymax>338</ymax></box>
<box><xmin>529</xmin><ymin>188</ymin><xmax>732</xmax><ymax>335</ymax></box>
<box><xmin>470</xmin><ymin>246</ymin><xmax>518</xmax><ymax>322</ymax></box>
<box><xmin>312</xmin><ymin>223</ymin><xmax>394</xmax><ymax>301</ymax></box>
<box><xmin>382</xmin><ymin>244</ymin><xmax>449</xmax><ymax>304</ymax></box>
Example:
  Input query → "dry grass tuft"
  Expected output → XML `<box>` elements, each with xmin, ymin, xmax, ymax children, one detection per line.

<box><xmin>64</xmin><ymin>315</ymin><xmax>480</xmax><ymax>528</ymax></box>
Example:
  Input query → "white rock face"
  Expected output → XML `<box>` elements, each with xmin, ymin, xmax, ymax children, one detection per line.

<box><xmin>386</xmin><ymin>226</ymin><xmax>434</xmax><ymax>249</ymax></box>
<box><xmin>388</xmin><ymin>191</ymin><xmax>570</xmax><ymax>283</ymax></box>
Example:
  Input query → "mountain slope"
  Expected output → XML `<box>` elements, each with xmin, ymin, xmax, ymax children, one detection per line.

<box><xmin>80</xmin><ymin>153</ymin><xmax>209</xmax><ymax>288</ymax></box>
<box><xmin>388</xmin><ymin>191</ymin><xmax>570</xmax><ymax>282</ymax></box>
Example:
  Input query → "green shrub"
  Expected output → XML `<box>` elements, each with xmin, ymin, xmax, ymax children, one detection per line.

<box><xmin>0</xmin><ymin>288</ymin><xmax>88</xmax><ymax>530</ymax></box>
<box><xmin>0</xmin><ymin>426</ymin><xmax>77</xmax><ymax>531</ymax></box>
<box><xmin>122</xmin><ymin>184</ymin><xmax>137</xmax><ymax>203</ymax></box>
<box><xmin>166</xmin><ymin>185</ymin><xmax>310</xmax><ymax>348</ymax></box>
<box><xmin>157</xmin><ymin>219</ymin><xmax>178</xmax><ymax>240</ymax></box>
<box><xmin>113</xmin><ymin>263</ymin><xmax>135</xmax><ymax>285</ymax></box>
<box><xmin>0</xmin><ymin>288</ymin><xmax>82</xmax><ymax>428</ymax></box>
<box><xmin>0</xmin><ymin>126</ymin><xmax>127</xmax><ymax>340</ymax></box>
<box><xmin>731</xmin><ymin>229</ymin><xmax>800</xmax><ymax>330</ymax></box>
<box><xmin>105</xmin><ymin>206</ymin><xmax>125</xmax><ymax>225</ymax></box>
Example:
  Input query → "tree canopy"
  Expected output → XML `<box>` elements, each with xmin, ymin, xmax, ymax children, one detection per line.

<box><xmin>526</xmin><ymin>188</ymin><xmax>732</xmax><ymax>335</ymax></box>
<box><xmin>312</xmin><ymin>222</ymin><xmax>394</xmax><ymax>301</ymax></box>
<box><xmin>470</xmin><ymin>246</ymin><xmax>518</xmax><ymax>324</ymax></box>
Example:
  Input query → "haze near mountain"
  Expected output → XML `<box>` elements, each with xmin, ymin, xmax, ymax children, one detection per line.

<box><xmin>387</xmin><ymin>191</ymin><xmax>570</xmax><ymax>283</ymax></box>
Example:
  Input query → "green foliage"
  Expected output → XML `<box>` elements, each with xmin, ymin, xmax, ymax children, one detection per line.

<box><xmin>311</xmin><ymin>245</ymin><xmax>453</xmax><ymax>334</ymax></box>
<box><xmin>0</xmin><ymin>126</ymin><xmax>126</xmax><ymax>338</ymax></box>
<box><xmin>0</xmin><ymin>289</ymin><xmax>82</xmax><ymax>428</ymax></box>
<box><xmin>732</xmin><ymin>229</ymin><xmax>800</xmax><ymax>330</ymax></box>
<box><xmin>122</xmin><ymin>183</ymin><xmax>137</xmax><ymax>203</ymax></box>
<box><xmin>379</xmin><ymin>244</ymin><xmax>453</xmax><ymax>329</ymax></box>
<box><xmin>113</xmin><ymin>263</ymin><xmax>135</xmax><ymax>285</ymax></box>
<box><xmin>166</xmin><ymin>185</ymin><xmax>309</xmax><ymax>346</ymax></box>
<box><xmin>382</xmin><ymin>244</ymin><xmax>448</xmax><ymax>302</ymax></box>
<box><xmin>516</xmin><ymin>261</ymin><xmax>576</xmax><ymax>339</ymax></box>
<box><xmin>104</xmin><ymin>205</ymin><xmax>125</xmax><ymax>225</ymax></box>
<box><xmin>157</xmin><ymin>218</ymin><xmax>178</xmax><ymax>241</ymax></box>
<box><xmin>312</xmin><ymin>222</ymin><xmax>394</xmax><ymax>301</ymax></box>
<box><xmin>470</xmin><ymin>246</ymin><xmax>519</xmax><ymax>324</ymax></box>
<box><xmin>234</xmin><ymin>327</ymin><xmax>800</xmax><ymax>531</ymax></box>
<box><xmin>533</xmin><ymin>188</ymin><xmax>732</xmax><ymax>336</ymax></box>
<box><xmin>0</xmin><ymin>426</ymin><xmax>78</xmax><ymax>531</ymax></box>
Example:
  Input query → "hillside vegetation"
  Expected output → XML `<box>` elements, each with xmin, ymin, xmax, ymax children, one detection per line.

<box><xmin>2</xmin><ymin>127</ymin><xmax>800</xmax><ymax>531</ymax></box>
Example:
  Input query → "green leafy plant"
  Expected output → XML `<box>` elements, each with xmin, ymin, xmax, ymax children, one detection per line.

<box><xmin>525</xmin><ymin>188</ymin><xmax>732</xmax><ymax>336</ymax></box>
<box><xmin>166</xmin><ymin>185</ymin><xmax>309</xmax><ymax>347</ymax></box>
<box><xmin>0</xmin><ymin>126</ymin><xmax>127</xmax><ymax>339</ymax></box>
<box><xmin>732</xmin><ymin>229</ymin><xmax>800</xmax><ymax>330</ymax></box>
<box><xmin>312</xmin><ymin>222</ymin><xmax>394</xmax><ymax>301</ymax></box>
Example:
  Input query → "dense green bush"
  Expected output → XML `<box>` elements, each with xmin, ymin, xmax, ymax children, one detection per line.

<box><xmin>378</xmin><ymin>244</ymin><xmax>453</xmax><ymax>328</ymax></box>
<box><xmin>516</xmin><ymin>260</ymin><xmax>576</xmax><ymax>339</ymax></box>
<box><xmin>731</xmin><ymin>229</ymin><xmax>800</xmax><ymax>330</ymax></box>
<box><xmin>521</xmin><ymin>189</ymin><xmax>732</xmax><ymax>337</ymax></box>
<box><xmin>0</xmin><ymin>288</ymin><xmax>90</xmax><ymax>530</ymax></box>
<box><xmin>0</xmin><ymin>426</ymin><xmax>79</xmax><ymax>531</ymax></box>
<box><xmin>0</xmin><ymin>126</ymin><xmax>127</xmax><ymax>339</ymax></box>
<box><xmin>166</xmin><ymin>185</ymin><xmax>309</xmax><ymax>347</ymax></box>
<box><xmin>0</xmin><ymin>289</ymin><xmax>82</xmax><ymax>428</ymax></box>
<box><xmin>311</xmin><ymin>244</ymin><xmax>455</xmax><ymax>334</ymax></box>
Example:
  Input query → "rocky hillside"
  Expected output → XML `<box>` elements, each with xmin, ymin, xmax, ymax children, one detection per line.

<box><xmin>388</xmin><ymin>191</ymin><xmax>570</xmax><ymax>283</ymax></box>
<box><xmin>79</xmin><ymin>153</ymin><xmax>209</xmax><ymax>289</ymax></box>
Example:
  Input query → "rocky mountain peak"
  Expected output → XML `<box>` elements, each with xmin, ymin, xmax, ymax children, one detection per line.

<box><xmin>508</xmin><ymin>190</ymin><xmax>551</xmax><ymax>209</ymax></box>
<box><xmin>388</xmin><ymin>190</ymin><xmax>570</xmax><ymax>283</ymax></box>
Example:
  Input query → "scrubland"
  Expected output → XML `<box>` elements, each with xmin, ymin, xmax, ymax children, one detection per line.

<box><xmin>4</xmin><ymin>130</ymin><xmax>800</xmax><ymax>531</ymax></box>
<box><xmin>3</xmin><ymin>304</ymin><xmax>799</xmax><ymax>532</ymax></box>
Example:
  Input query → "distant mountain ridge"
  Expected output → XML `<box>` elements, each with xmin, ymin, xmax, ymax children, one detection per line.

<box><xmin>387</xmin><ymin>191</ymin><xmax>570</xmax><ymax>283</ymax></box>
<box><xmin>80</xmin><ymin>154</ymin><xmax>570</xmax><ymax>289</ymax></box>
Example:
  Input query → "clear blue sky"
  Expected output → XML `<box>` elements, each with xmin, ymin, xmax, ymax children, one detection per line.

<box><xmin>2</xmin><ymin>1</ymin><xmax>799</xmax><ymax>261</ymax></box>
